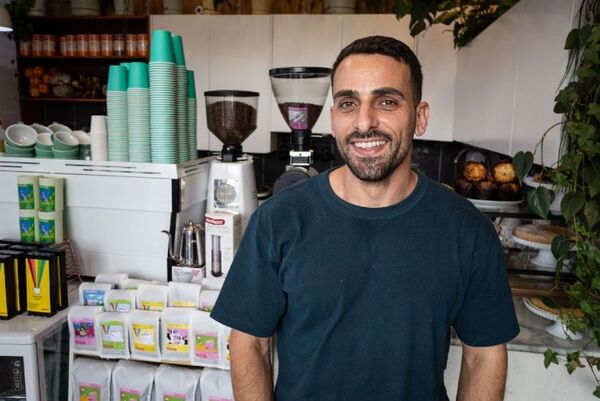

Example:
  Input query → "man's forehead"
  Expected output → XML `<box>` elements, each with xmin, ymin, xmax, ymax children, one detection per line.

<box><xmin>332</xmin><ymin>54</ymin><xmax>411</xmax><ymax>92</ymax></box>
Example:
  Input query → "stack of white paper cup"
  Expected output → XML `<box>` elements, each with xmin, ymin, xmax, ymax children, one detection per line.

<box><xmin>90</xmin><ymin>115</ymin><xmax>108</xmax><ymax>161</ymax></box>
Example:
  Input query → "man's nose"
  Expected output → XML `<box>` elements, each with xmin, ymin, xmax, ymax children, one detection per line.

<box><xmin>354</xmin><ymin>103</ymin><xmax>377</xmax><ymax>133</ymax></box>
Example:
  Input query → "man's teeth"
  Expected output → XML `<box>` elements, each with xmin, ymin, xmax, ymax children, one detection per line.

<box><xmin>354</xmin><ymin>140</ymin><xmax>386</xmax><ymax>149</ymax></box>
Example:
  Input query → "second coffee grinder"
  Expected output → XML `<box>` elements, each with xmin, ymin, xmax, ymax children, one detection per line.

<box><xmin>269</xmin><ymin>67</ymin><xmax>331</xmax><ymax>194</ymax></box>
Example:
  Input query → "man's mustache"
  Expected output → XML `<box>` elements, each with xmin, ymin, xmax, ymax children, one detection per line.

<box><xmin>344</xmin><ymin>130</ymin><xmax>393</xmax><ymax>144</ymax></box>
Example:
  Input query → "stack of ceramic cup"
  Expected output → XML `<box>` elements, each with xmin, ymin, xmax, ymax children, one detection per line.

<box><xmin>187</xmin><ymin>70</ymin><xmax>197</xmax><ymax>161</ymax></box>
<box><xmin>90</xmin><ymin>115</ymin><xmax>108</xmax><ymax>161</ymax></box>
<box><xmin>127</xmin><ymin>62</ymin><xmax>151</xmax><ymax>162</ymax></box>
<box><xmin>149</xmin><ymin>30</ymin><xmax>177</xmax><ymax>164</ymax></box>
<box><xmin>72</xmin><ymin>130</ymin><xmax>92</xmax><ymax>160</ymax></box>
<box><xmin>107</xmin><ymin>65</ymin><xmax>129</xmax><ymax>161</ymax></box>
<box><xmin>52</xmin><ymin>131</ymin><xmax>80</xmax><ymax>159</ymax></box>
<box><xmin>172</xmin><ymin>35</ymin><xmax>189</xmax><ymax>163</ymax></box>
<box><xmin>31</xmin><ymin>123</ymin><xmax>54</xmax><ymax>158</ymax></box>
<box><xmin>4</xmin><ymin>123</ymin><xmax>37</xmax><ymax>157</ymax></box>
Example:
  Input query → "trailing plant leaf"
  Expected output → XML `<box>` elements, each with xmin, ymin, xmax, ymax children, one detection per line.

<box><xmin>551</xmin><ymin>235</ymin><xmax>571</xmax><ymax>260</ymax></box>
<box><xmin>513</xmin><ymin>151</ymin><xmax>534</xmax><ymax>184</ymax></box>
<box><xmin>565</xmin><ymin>28</ymin><xmax>580</xmax><ymax>49</ymax></box>
<box><xmin>561</xmin><ymin>191</ymin><xmax>586</xmax><ymax>221</ymax></box>
<box><xmin>527</xmin><ymin>187</ymin><xmax>553</xmax><ymax>219</ymax></box>
<box><xmin>544</xmin><ymin>349</ymin><xmax>559</xmax><ymax>368</ymax></box>
<box><xmin>585</xmin><ymin>200</ymin><xmax>600</xmax><ymax>228</ymax></box>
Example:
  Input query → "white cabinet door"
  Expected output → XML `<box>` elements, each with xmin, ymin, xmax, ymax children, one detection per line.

<box><xmin>150</xmin><ymin>15</ymin><xmax>211</xmax><ymax>150</ymax></box>
<box><xmin>453</xmin><ymin>3</ymin><xmax>521</xmax><ymax>156</ymax></box>
<box><xmin>416</xmin><ymin>23</ymin><xmax>457</xmax><ymax>142</ymax></box>
<box><xmin>341</xmin><ymin>14</ymin><xmax>414</xmax><ymax>49</ymax></box>
<box><xmin>454</xmin><ymin>0</ymin><xmax>575</xmax><ymax>165</ymax></box>
<box><xmin>271</xmin><ymin>15</ymin><xmax>343</xmax><ymax>135</ymax></box>
<box><xmin>509</xmin><ymin>0</ymin><xmax>573</xmax><ymax>166</ymax></box>
<box><xmin>208</xmin><ymin>15</ymin><xmax>274</xmax><ymax>153</ymax></box>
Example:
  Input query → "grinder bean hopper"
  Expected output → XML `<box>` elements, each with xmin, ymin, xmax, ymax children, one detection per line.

<box><xmin>204</xmin><ymin>90</ymin><xmax>259</xmax><ymax>231</ymax></box>
<box><xmin>269</xmin><ymin>67</ymin><xmax>331</xmax><ymax>194</ymax></box>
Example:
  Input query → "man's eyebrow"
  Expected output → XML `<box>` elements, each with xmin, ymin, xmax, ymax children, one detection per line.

<box><xmin>333</xmin><ymin>87</ymin><xmax>406</xmax><ymax>100</ymax></box>
<box><xmin>333</xmin><ymin>89</ymin><xmax>358</xmax><ymax>100</ymax></box>
<box><xmin>372</xmin><ymin>87</ymin><xmax>405</xmax><ymax>99</ymax></box>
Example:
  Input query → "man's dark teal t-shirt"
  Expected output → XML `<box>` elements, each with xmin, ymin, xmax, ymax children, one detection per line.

<box><xmin>211</xmin><ymin>170</ymin><xmax>519</xmax><ymax>401</ymax></box>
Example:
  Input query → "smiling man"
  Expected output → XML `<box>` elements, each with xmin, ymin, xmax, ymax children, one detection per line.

<box><xmin>211</xmin><ymin>36</ymin><xmax>519</xmax><ymax>401</ymax></box>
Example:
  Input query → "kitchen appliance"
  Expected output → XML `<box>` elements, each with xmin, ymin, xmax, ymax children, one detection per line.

<box><xmin>0</xmin><ymin>287</ymin><xmax>77</xmax><ymax>401</ymax></box>
<box><xmin>269</xmin><ymin>67</ymin><xmax>331</xmax><ymax>194</ymax></box>
<box><xmin>162</xmin><ymin>220</ymin><xmax>205</xmax><ymax>268</ymax></box>
<box><xmin>204</xmin><ymin>90</ymin><xmax>259</xmax><ymax>230</ymax></box>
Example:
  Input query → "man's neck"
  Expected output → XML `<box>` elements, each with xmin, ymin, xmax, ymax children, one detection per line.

<box><xmin>329</xmin><ymin>160</ymin><xmax>417</xmax><ymax>208</ymax></box>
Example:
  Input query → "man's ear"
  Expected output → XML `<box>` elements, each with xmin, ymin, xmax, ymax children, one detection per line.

<box><xmin>414</xmin><ymin>101</ymin><xmax>430</xmax><ymax>137</ymax></box>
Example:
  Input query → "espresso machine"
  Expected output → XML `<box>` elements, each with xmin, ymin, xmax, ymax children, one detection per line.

<box><xmin>269</xmin><ymin>67</ymin><xmax>331</xmax><ymax>194</ymax></box>
<box><xmin>204</xmin><ymin>90</ymin><xmax>259</xmax><ymax>230</ymax></box>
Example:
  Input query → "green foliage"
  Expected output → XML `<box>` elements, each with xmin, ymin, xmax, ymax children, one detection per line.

<box><xmin>513</xmin><ymin>150</ymin><xmax>534</xmax><ymax>184</ymax></box>
<box><xmin>393</xmin><ymin>0</ymin><xmax>520</xmax><ymax>48</ymax></box>
<box><xmin>518</xmin><ymin>1</ymin><xmax>600</xmax><ymax>397</ymax></box>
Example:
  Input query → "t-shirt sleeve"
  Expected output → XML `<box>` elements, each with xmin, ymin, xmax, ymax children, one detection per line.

<box><xmin>210</xmin><ymin>210</ymin><xmax>286</xmax><ymax>338</ymax></box>
<box><xmin>452</xmin><ymin>217</ymin><xmax>520</xmax><ymax>346</ymax></box>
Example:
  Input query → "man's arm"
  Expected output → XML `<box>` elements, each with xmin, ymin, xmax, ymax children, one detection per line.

<box><xmin>229</xmin><ymin>329</ymin><xmax>274</xmax><ymax>401</ymax></box>
<box><xmin>456</xmin><ymin>343</ymin><xmax>508</xmax><ymax>401</ymax></box>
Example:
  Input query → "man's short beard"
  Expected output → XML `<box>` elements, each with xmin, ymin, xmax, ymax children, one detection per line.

<box><xmin>336</xmin><ymin>129</ymin><xmax>411</xmax><ymax>182</ymax></box>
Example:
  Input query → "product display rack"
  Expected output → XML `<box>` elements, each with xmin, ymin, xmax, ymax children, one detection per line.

<box><xmin>16</xmin><ymin>15</ymin><xmax>149</xmax><ymax>127</ymax></box>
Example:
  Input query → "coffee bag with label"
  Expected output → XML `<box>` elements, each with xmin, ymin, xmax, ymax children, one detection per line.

<box><xmin>200</xmin><ymin>368</ymin><xmax>234</xmax><ymax>401</ymax></box>
<box><xmin>111</xmin><ymin>359</ymin><xmax>157</xmax><ymax>401</ymax></box>
<box><xmin>136</xmin><ymin>283</ymin><xmax>168</xmax><ymax>311</ymax></box>
<box><xmin>190</xmin><ymin>310</ymin><xmax>221</xmax><ymax>367</ymax></box>
<box><xmin>167</xmin><ymin>282</ymin><xmax>201</xmax><ymax>308</ymax></box>
<box><xmin>68</xmin><ymin>305</ymin><xmax>103</xmax><ymax>355</ymax></box>
<box><xmin>220</xmin><ymin>323</ymin><xmax>232</xmax><ymax>369</ymax></box>
<box><xmin>98</xmin><ymin>311</ymin><xmax>130</xmax><ymax>359</ymax></box>
<box><xmin>161</xmin><ymin>307</ymin><xmax>192</xmax><ymax>362</ymax></box>
<box><xmin>95</xmin><ymin>273</ymin><xmax>129</xmax><ymax>289</ymax></box>
<box><xmin>154</xmin><ymin>364</ymin><xmax>202</xmax><ymax>401</ymax></box>
<box><xmin>79</xmin><ymin>282</ymin><xmax>113</xmax><ymax>307</ymax></box>
<box><xmin>104</xmin><ymin>289</ymin><xmax>136</xmax><ymax>313</ymax></box>
<box><xmin>129</xmin><ymin>310</ymin><xmax>161</xmax><ymax>362</ymax></box>
<box><xmin>71</xmin><ymin>357</ymin><xmax>115</xmax><ymax>401</ymax></box>
<box><xmin>198</xmin><ymin>289</ymin><xmax>219</xmax><ymax>312</ymax></box>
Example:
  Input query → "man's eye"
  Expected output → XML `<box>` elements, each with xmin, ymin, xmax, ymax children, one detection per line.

<box><xmin>379</xmin><ymin>99</ymin><xmax>398</xmax><ymax>108</ymax></box>
<box><xmin>338</xmin><ymin>100</ymin><xmax>357</xmax><ymax>110</ymax></box>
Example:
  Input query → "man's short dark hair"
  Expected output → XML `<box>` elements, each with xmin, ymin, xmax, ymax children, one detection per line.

<box><xmin>331</xmin><ymin>36</ymin><xmax>423</xmax><ymax>104</ymax></box>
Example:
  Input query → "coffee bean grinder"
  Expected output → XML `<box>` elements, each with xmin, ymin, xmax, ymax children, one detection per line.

<box><xmin>204</xmin><ymin>90</ymin><xmax>259</xmax><ymax>230</ymax></box>
<box><xmin>269</xmin><ymin>67</ymin><xmax>331</xmax><ymax>194</ymax></box>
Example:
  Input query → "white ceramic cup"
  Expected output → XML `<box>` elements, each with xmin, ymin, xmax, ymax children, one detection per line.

<box><xmin>48</xmin><ymin>122</ymin><xmax>72</xmax><ymax>133</ymax></box>
<box><xmin>30</xmin><ymin>123</ymin><xmax>53</xmax><ymax>134</ymax></box>
<box><xmin>72</xmin><ymin>130</ymin><xmax>91</xmax><ymax>145</ymax></box>
<box><xmin>5</xmin><ymin>123</ymin><xmax>37</xmax><ymax>147</ymax></box>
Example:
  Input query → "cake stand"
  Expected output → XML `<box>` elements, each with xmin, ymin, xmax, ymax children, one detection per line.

<box><xmin>522</xmin><ymin>297</ymin><xmax>582</xmax><ymax>340</ymax></box>
<box><xmin>512</xmin><ymin>235</ymin><xmax>557</xmax><ymax>270</ymax></box>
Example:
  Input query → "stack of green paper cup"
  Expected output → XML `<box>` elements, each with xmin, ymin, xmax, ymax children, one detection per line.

<box><xmin>107</xmin><ymin>65</ymin><xmax>129</xmax><ymax>161</ymax></box>
<box><xmin>172</xmin><ymin>35</ymin><xmax>189</xmax><ymax>163</ymax></box>
<box><xmin>38</xmin><ymin>176</ymin><xmax>65</xmax><ymax>244</ymax></box>
<box><xmin>17</xmin><ymin>175</ymin><xmax>39</xmax><ymax>242</ymax></box>
<box><xmin>127</xmin><ymin>62</ymin><xmax>151</xmax><ymax>163</ymax></box>
<box><xmin>187</xmin><ymin>70</ymin><xmax>197</xmax><ymax>161</ymax></box>
<box><xmin>149</xmin><ymin>30</ymin><xmax>177</xmax><ymax>164</ymax></box>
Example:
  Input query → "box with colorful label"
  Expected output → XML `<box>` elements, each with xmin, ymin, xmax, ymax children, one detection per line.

<box><xmin>204</xmin><ymin>211</ymin><xmax>241</xmax><ymax>278</ymax></box>
<box><xmin>25</xmin><ymin>251</ymin><xmax>59</xmax><ymax>316</ymax></box>
<box><xmin>38</xmin><ymin>247</ymin><xmax>68</xmax><ymax>310</ymax></box>
<box><xmin>0</xmin><ymin>254</ymin><xmax>17</xmax><ymax>320</ymax></box>
<box><xmin>0</xmin><ymin>250</ymin><xmax>27</xmax><ymax>314</ymax></box>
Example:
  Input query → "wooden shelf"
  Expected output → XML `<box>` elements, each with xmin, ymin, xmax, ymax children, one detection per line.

<box><xmin>28</xmin><ymin>15</ymin><xmax>149</xmax><ymax>22</ymax></box>
<box><xmin>18</xmin><ymin>55</ymin><xmax>148</xmax><ymax>61</ymax></box>
<box><xmin>20</xmin><ymin>97</ymin><xmax>106</xmax><ymax>103</ymax></box>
